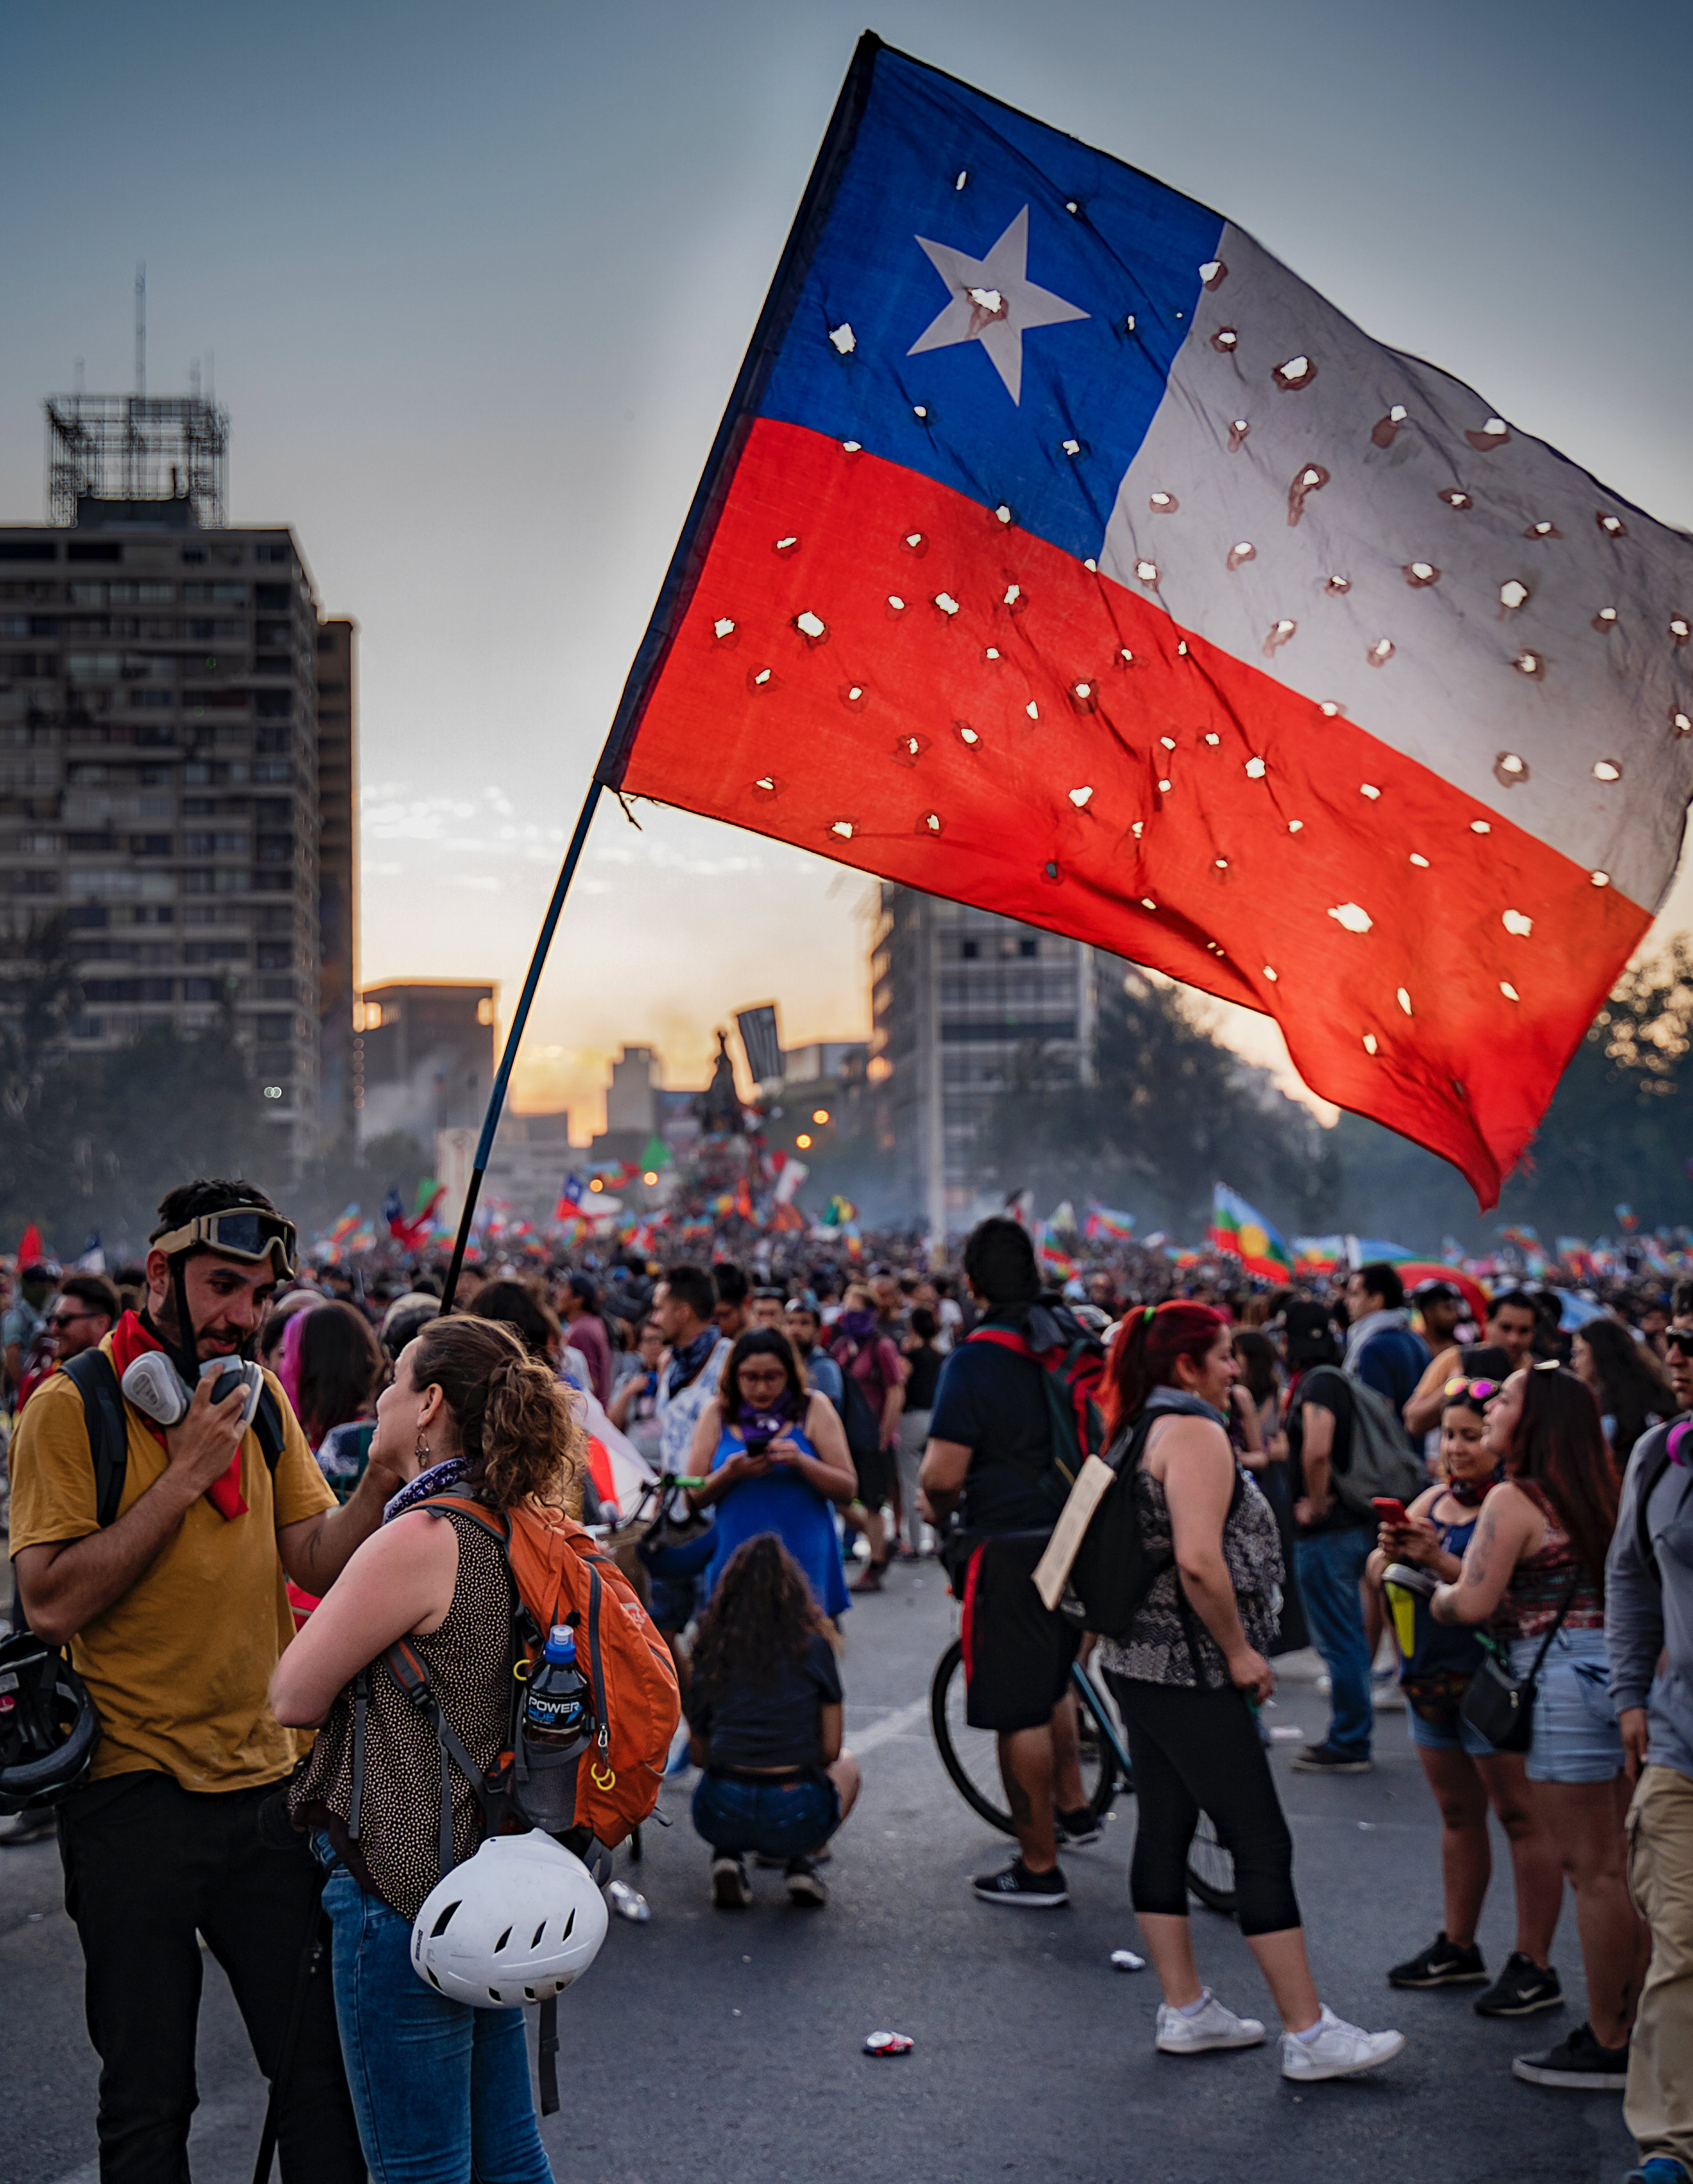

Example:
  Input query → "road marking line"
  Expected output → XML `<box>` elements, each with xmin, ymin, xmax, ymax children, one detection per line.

<box><xmin>849</xmin><ymin>1695</ymin><xmax>930</xmax><ymax>1756</ymax></box>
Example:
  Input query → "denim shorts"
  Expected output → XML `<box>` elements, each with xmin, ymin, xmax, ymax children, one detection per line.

<box><xmin>1406</xmin><ymin>1701</ymin><xmax>1497</xmax><ymax>1760</ymax></box>
<box><xmin>691</xmin><ymin>1770</ymin><xmax>839</xmax><ymax>1858</ymax></box>
<box><xmin>1512</xmin><ymin>1626</ymin><xmax>1622</xmax><ymax>1784</ymax></box>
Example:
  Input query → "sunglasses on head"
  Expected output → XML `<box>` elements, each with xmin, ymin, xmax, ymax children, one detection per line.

<box><xmin>1444</xmin><ymin>1375</ymin><xmax>1501</xmax><ymax>1403</ymax></box>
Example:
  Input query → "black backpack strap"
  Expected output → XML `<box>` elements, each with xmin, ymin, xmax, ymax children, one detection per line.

<box><xmin>538</xmin><ymin>1996</ymin><xmax>561</xmax><ymax>2116</ymax></box>
<box><xmin>63</xmin><ymin>1349</ymin><xmax>129</xmax><ymax>1530</ymax></box>
<box><xmin>1635</xmin><ymin>1437</ymin><xmax>1676</xmax><ymax>1582</ymax></box>
<box><xmin>253</xmin><ymin>1383</ymin><xmax>286</xmax><ymax>1473</ymax></box>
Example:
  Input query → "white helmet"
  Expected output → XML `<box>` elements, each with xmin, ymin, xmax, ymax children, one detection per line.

<box><xmin>410</xmin><ymin>1834</ymin><xmax>609</xmax><ymax>2008</ymax></box>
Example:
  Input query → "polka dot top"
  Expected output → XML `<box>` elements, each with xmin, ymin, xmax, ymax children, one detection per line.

<box><xmin>290</xmin><ymin>1506</ymin><xmax>514</xmax><ymax>1919</ymax></box>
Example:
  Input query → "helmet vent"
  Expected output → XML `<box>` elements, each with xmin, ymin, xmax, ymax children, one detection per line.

<box><xmin>488</xmin><ymin>1988</ymin><xmax>502</xmax><ymax>2003</ymax></box>
<box><xmin>524</xmin><ymin>1987</ymin><xmax>538</xmax><ymax>2002</ymax></box>
<box><xmin>493</xmin><ymin>1926</ymin><xmax>512</xmax><ymax>1954</ymax></box>
<box><xmin>530</xmin><ymin>1920</ymin><xmax>548</xmax><ymax>1948</ymax></box>
<box><xmin>562</xmin><ymin>1909</ymin><xmax>575</xmax><ymax>1941</ymax></box>
<box><xmin>430</xmin><ymin>1901</ymin><xmax>461</xmax><ymax>1938</ymax></box>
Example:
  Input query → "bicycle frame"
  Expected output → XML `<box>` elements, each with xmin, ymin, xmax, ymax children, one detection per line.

<box><xmin>1071</xmin><ymin>1658</ymin><xmax>1133</xmax><ymax>1789</ymax></box>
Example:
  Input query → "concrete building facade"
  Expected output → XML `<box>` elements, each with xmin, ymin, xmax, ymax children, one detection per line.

<box><xmin>870</xmin><ymin>883</ymin><xmax>1105</xmax><ymax>1237</ymax></box>
<box><xmin>0</xmin><ymin>388</ymin><xmax>354</xmax><ymax>1163</ymax></box>
<box><xmin>354</xmin><ymin>980</ymin><xmax>495</xmax><ymax>1149</ymax></box>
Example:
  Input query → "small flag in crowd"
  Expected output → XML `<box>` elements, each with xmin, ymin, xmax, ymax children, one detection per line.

<box><xmin>1083</xmin><ymin>1203</ymin><xmax>1135</xmax><ymax>1243</ymax></box>
<box><xmin>597</xmin><ymin>36</ymin><xmax>1693</xmax><ymax>1208</ymax></box>
<box><xmin>1209</xmin><ymin>1185</ymin><xmax>1294</xmax><ymax>1281</ymax></box>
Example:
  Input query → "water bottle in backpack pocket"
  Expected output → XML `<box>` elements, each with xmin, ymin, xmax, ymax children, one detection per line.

<box><xmin>514</xmin><ymin>1623</ymin><xmax>598</xmax><ymax>1832</ymax></box>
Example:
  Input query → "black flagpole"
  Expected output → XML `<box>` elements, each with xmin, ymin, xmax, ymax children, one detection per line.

<box><xmin>438</xmin><ymin>780</ymin><xmax>604</xmax><ymax>1313</ymax></box>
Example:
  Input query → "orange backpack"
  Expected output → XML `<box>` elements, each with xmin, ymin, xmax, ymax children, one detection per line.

<box><xmin>375</xmin><ymin>1495</ymin><xmax>680</xmax><ymax>1856</ymax></box>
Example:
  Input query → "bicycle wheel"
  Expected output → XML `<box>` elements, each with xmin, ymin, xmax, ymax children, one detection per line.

<box><xmin>1186</xmin><ymin>1810</ymin><xmax>1238</xmax><ymax>1917</ymax></box>
<box><xmin>929</xmin><ymin>1639</ymin><xmax>1119</xmax><ymax>1834</ymax></box>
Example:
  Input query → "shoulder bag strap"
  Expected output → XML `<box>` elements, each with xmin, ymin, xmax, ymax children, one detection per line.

<box><xmin>64</xmin><ymin>1348</ymin><xmax>129</xmax><ymax>1529</ymax></box>
<box><xmin>1522</xmin><ymin>1566</ymin><xmax>1585</xmax><ymax>1686</ymax></box>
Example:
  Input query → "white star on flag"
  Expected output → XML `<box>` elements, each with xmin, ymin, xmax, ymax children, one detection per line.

<box><xmin>907</xmin><ymin>205</ymin><xmax>1088</xmax><ymax>404</ymax></box>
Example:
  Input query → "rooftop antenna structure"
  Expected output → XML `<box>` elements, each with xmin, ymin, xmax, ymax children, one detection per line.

<box><xmin>44</xmin><ymin>272</ymin><xmax>229</xmax><ymax>526</ymax></box>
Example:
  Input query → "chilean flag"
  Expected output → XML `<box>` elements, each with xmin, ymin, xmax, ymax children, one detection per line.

<box><xmin>597</xmin><ymin>36</ymin><xmax>1693</xmax><ymax>1208</ymax></box>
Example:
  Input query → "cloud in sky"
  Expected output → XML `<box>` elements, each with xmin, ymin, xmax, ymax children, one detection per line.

<box><xmin>1</xmin><ymin>0</ymin><xmax>1686</xmax><ymax>1144</ymax></box>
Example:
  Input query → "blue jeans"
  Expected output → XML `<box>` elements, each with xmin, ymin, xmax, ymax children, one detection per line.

<box><xmin>1293</xmin><ymin>1527</ymin><xmax>1375</xmax><ymax>1758</ymax></box>
<box><xmin>321</xmin><ymin>1866</ymin><xmax>554</xmax><ymax>2184</ymax></box>
<box><xmin>691</xmin><ymin>1770</ymin><xmax>840</xmax><ymax>1858</ymax></box>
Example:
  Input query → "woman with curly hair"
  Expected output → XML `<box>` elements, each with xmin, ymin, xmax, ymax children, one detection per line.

<box><xmin>272</xmin><ymin>1315</ymin><xmax>585</xmax><ymax>2184</ymax></box>
<box><xmin>686</xmin><ymin>1532</ymin><xmax>860</xmax><ymax>1910</ymax></box>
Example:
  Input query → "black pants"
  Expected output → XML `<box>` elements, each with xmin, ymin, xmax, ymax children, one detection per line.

<box><xmin>1106</xmin><ymin>1674</ymin><xmax>1301</xmax><ymax>1938</ymax></box>
<box><xmin>58</xmin><ymin>1770</ymin><xmax>365</xmax><ymax>2184</ymax></box>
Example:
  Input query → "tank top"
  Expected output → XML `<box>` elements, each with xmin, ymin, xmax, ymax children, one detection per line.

<box><xmin>1495</xmin><ymin>1485</ymin><xmax>1604</xmax><ymax>1641</ymax></box>
<box><xmin>289</xmin><ymin>1507</ymin><xmax>513</xmax><ymax>1919</ymax></box>
<box><xmin>1096</xmin><ymin>1415</ymin><xmax>1284</xmax><ymax>1690</ymax></box>
<box><xmin>1387</xmin><ymin>1503</ymin><xmax>1485</xmax><ymax>1686</ymax></box>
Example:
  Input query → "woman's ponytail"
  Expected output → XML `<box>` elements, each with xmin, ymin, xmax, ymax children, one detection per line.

<box><xmin>410</xmin><ymin>1316</ymin><xmax>585</xmax><ymax>1515</ymax></box>
<box><xmin>1103</xmin><ymin>1301</ymin><xmax>1228</xmax><ymax>1437</ymax></box>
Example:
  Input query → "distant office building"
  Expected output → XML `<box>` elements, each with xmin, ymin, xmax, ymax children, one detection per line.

<box><xmin>316</xmin><ymin>617</ymin><xmax>357</xmax><ymax>1144</ymax></box>
<box><xmin>483</xmin><ymin>1110</ymin><xmax>575</xmax><ymax>1222</ymax></box>
<box><xmin>0</xmin><ymin>388</ymin><xmax>354</xmax><ymax>1160</ymax></box>
<box><xmin>588</xmin><ymin>1045</ymin><xmax>665</xmax><ymax>1168</ymax></box>
<box><xmin>779</xmin><ymin>1040</ymin><xmax>868</xmax><ymax>1090</ymax></box>
<box><xmin>870</xmin><ymin>884</ymin><xmax>1107</xmax><ymax>1236</ymax></box>
<box><xmin>356</xmin><ymin>980</ymin><xmax>495</xmax><ymax>1147</ymax></box>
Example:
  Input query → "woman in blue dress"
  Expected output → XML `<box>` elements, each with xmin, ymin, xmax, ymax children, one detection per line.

<box><xmin>684</xmin><ymin>1328</ymin><xmax>857</xmax><ymax>1622</ymax></box>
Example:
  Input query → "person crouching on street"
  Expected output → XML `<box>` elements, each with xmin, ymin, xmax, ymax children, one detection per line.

<box><xmin>687</xmin><ymin>1532</ymin><xmax>859</xmax><ymax>1909</ymax></box>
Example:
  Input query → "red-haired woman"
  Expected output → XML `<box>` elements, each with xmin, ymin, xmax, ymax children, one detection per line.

<box><xmin>1096</xmin><ymin>1302</ymin><xmax>1406</xmax><ymax>2083</ymax></box>
<box><xmin>1432</xmin><ymin>1364</ymin><xmax>1649</xmax><ymax>2092</ymax></box>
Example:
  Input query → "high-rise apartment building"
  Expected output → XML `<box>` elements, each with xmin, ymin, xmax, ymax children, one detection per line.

<box><xmin>316</xmin><ymin>617</ymin><xmax>357</xmax><ymax>1144</ymax></box>
<box><xmin>0</xmin><ymin>390</ymin><xmax>353</xmax><ymax>1161</ymax></box>
<box><xmin>870</xmin><ymin>884</ymin><xmax>1107</xmax><ymax>1236</ymax></box>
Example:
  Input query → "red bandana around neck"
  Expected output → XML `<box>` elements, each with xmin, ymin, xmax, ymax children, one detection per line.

<box><xmin>110</xmin><ymin>1310</ymin><xmax>249</xmax><ymax>1522</ymax></box>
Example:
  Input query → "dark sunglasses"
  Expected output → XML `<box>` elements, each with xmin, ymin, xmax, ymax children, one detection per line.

<box><xmin>1665</xmin><ymin>1329</ymin><xmax>1693</xmax><ymax>1357</ymax></box>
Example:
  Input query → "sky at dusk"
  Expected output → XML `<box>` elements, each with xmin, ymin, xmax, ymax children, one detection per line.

<box><xmin>2</xmin><ymin>0</ymin><xmax>1688</xmax><ymax>1140</ymax></box>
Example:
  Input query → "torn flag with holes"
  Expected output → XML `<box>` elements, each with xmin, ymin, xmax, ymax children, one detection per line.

<box><xmin>596</xmin><ymin>35</ymin><xmax>1693</xmax><ymax>1207</ymax></box>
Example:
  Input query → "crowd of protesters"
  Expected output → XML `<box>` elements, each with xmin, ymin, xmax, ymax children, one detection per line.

<box><xmin>2</xmin><ymin>1200</ymin><xmax>1693</xmax><ymax>2184</ymax></box>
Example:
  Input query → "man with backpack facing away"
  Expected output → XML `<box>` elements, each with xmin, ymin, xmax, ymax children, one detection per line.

<box><xmin>919</xmin><ymin>1218</ymin><xmax>1094</xmax><ymax>1907</ymax></box>
<box><xmin>9</xmin><ymin>1179</ymin><xmax>387</xmax><ymax>2184</ymax></box>
<box><xmin>1608</xmin><ymin>1328</ymin><xmax>1693</xmax><ymax>2184</ymax></box>
<box><xmin>1281</xmin><ymin>1298</ymin><xmax>1423</xmax><ymax>1777</ymax></box>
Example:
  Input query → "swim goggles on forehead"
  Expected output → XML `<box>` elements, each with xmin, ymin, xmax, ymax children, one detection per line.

<box><xmin>149</xmin><ymin>1208</ymin><xmax>298</xmax><ymax>1278</ymax></box>
<box><xmin>1444</xmin><ymin>1374</ymin><xmax>1501</xmax><ymax>1403</ymax></box>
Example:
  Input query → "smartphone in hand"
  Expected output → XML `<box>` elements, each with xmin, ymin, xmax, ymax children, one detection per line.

<box><xmin>1371</xmin><ymin>1496</ymin><xmax>1410</xmax><ymax>1528</ymax></box>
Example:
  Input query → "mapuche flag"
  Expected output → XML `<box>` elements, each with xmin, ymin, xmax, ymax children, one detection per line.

<box><xmin>1209</xmin><ymin>1185</ymin><xmax>1294</xmax><ymax>1282</ymax></box>
<box><xmin>597</xmin><ymin>36</ymin><xmax>1693</xmax><ymax>1208</ymax></box>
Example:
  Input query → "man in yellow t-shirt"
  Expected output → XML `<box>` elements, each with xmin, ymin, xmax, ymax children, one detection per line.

<box><xmin>10</xmin><ymin>1178</ymin><xmax>400</xmax><ymax>2184</ymax></box>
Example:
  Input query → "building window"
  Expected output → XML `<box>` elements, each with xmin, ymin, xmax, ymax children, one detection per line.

<box><xmin>1019</xmin><ymin>938</ymin><xmax>1039</xmax><ymax>958</ymax></box>
<box><xmin>256</xmin><ymin>1013</ymin><xmax>292</xmax><ymax>1041</ymax></box>
<box><xmin>960</xmin><ymin>939</ymin><xmax>979</xmax><ymax>960</ymax></box>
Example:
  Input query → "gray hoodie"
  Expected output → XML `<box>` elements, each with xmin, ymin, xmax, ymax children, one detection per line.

<box><xmin>1606</xmin><ymin>1416</ymin><xmax>1693</xmax><ymax>1783</ymax></box>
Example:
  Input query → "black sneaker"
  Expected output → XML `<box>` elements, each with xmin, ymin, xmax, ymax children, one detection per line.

<box><xmin>1475</xmin><ymin>1952</ymin><xmax>1564</xmax><ymax>2017</ymax></box>
<box><xmin>1291</xmin><ymin>1743</ymin><xmax>1373</xmax><ymax>1774</ymax></box>
<box><xmin>1512</xmin><ymin>2020</ymin><xmax>1629</xmax><ymax>2090</ymax></box>
<box><xmin>1387</xmin><ymin>1931</ymin><xmax>1488</xmax><ymax>1989</ymax></box>
<box><xmin>1056</xmin><ymin>1805</ymin><xmax>1102</xmax><ymax>1847</ymax></box>
<box><xmin>971</xmin><ymin>1858</ymin><xmax>1069</xmax><ymax>1908</ymax></box>
<box><xmin>710</xmin><ymin>1855</ymin><xmax>751</xmax><ymax>1908</ymax></box>
<box><xmin>785</xmin><ymin>1855</ymin><xmax>828</xmax><ymax>1907</ymax></box>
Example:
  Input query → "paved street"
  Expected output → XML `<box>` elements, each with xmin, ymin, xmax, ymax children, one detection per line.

<box><xmin>3</xmin><ymin>1563</ymin><xmax>1636</xmax><ymax>2184</ymax></box>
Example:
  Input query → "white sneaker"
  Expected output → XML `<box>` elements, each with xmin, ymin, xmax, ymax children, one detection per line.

<box><xmin>1155</xmin><ymin>1989</ymin><xmax>1268</xmax><ymax>2054</ymax></box>
<box><xmin>1280</xmin><ymin>2004</ymin><xmax>1405</xmax><ymax>2081</ymax></box>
